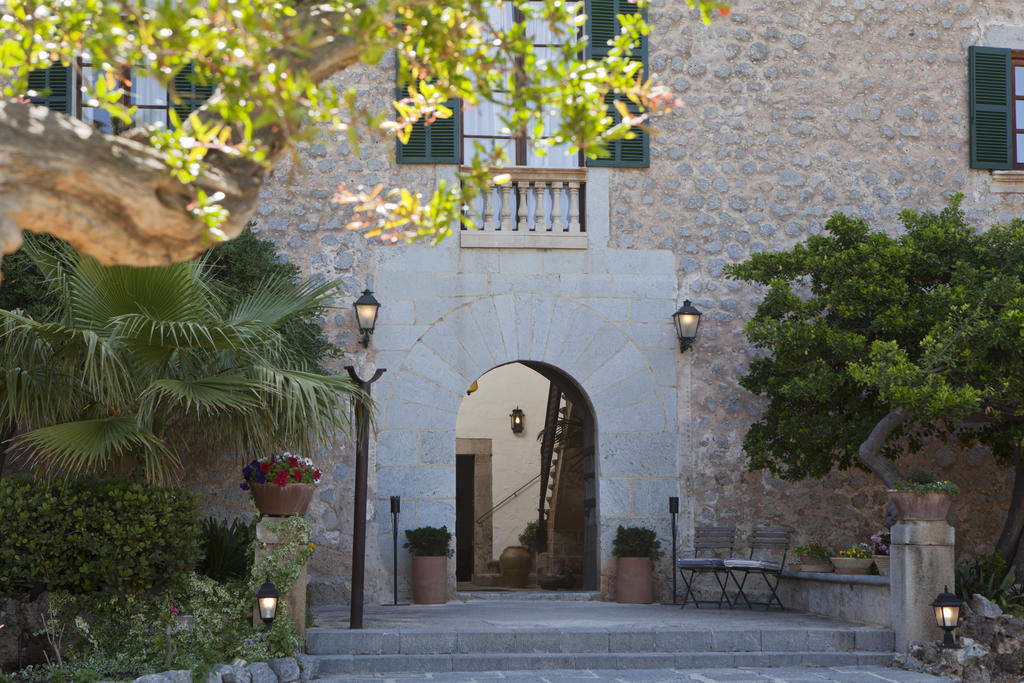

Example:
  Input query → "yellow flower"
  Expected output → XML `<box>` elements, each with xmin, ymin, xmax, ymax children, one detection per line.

<box><xmin>309</xmin><ymin>542</ymin><xmax>316</xmax><ymax>551</ymax></box>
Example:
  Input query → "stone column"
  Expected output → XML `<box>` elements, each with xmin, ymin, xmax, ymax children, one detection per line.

<box><xmin>890</xmin><ymin>521</ymin><xmax>954</xmax><ymax>652</ymax></box>
<box><xmin>254</xmin><ymin>519</ymin><xmax>308</xmax><ymax>638</ymax></box>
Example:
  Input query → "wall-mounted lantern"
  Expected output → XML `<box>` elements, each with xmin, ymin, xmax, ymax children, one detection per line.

<box><xmin>510</xmin><ymin>407</ymin><xmax>525</xmax><ymax>434</ymax></box>
<box><xmin>256</xmin><ymin>578</ymin><xmax>280</xmax><ymax>632</ymax></box>
<box><xmin>931</xmin><ymin>585</ymin><xmax>962</xmax><ymax>648</ymax></box>
<box><xmin>673</xmin><ymin>300</ymin><xmax>702</xmax><ymax>352</ymax></box>
<box><xmin>353</xmin><ymin>290</ymin><xmax>381</xmax><ymax>347</ymax></box>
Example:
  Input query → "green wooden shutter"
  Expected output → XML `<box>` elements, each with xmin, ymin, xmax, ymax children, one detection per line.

<box><xmin>969</xmin><ymin>46</ymin><xmax>1013</xmax><ymax>170</ymax></box>
<box><xmin>395</xmin><ymin>59</ymin><xmax>460</xmax><ymax>164</ymax></box>
<box><xmin>26</xmin><ymin>63</ymin><xmax>71</xmax><ymax>113</ymax></box>
<box><xmin>585</xmin><ymin>0</ymin><xmax>649</xmax><ymax>168</ymax></box>
<box><xmin>172</xmin><ymin>63</ymin><xmax>214</xmax><ymax>125</ymax></box>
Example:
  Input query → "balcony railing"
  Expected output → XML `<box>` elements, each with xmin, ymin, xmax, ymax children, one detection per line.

<box><xmin>460</xmin><ymin>167</ymin><xmax>587</xmax><ymax>249</ymax></box>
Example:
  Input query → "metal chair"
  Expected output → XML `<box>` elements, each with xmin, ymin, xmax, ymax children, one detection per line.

<box><xmin>676</xmin><ymin>526</ymin><xmax>736</xmax><ymax>608</ymax></box>
<box><xmin>724</xmin><ymin>526</ymin><xmax>791</xmax><ymax>610</ymax></box>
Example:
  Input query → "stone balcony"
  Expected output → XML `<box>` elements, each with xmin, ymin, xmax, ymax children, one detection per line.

<box><xmin>460</xmin><ymin>167</ymin><xmax>587</xmax><ymax>249</ymax></box>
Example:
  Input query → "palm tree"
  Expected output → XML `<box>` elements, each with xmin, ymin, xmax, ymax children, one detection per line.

<box><xmin>0</xmin><ymin>236</ymin><xmax>368</xmax><ymax>482</ymax></box>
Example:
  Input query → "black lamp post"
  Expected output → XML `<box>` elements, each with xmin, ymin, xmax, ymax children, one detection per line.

<box><xmin>353</xmin><ymin>290</ymin><xmax>381</xmax><ymax>347</ymax></box>
<box><xmin>256</xmin><ymin>578</ymin><xmax>279</xmax><ymax>632</ymax></box>
<box><xmin>391</xmin><ymin>495</ymin><xmax>401</xmax><ymax>606</ymax></box>
<box><xmin>673</xmin><ymin>300</ymin><xmax>702</xmax><ymax>352</ymax></box>
<box><xmin>669</xmin><ymin>496</ymin><xmax>679</xmax><ymax>604</ymax></box>
<box><xmin>931</xmin><ymin>585</ymin><xmax>962</xmax><ymax>648</ymax></box>
<box><xmin>510</xmin><ymin>407</ymin><xmax>525</xmax><ymax>434</ymax></box>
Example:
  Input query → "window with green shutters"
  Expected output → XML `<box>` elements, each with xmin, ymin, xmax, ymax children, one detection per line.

<box><xmin>26</xmin><ymin>63</ymin><xmax>72</xmax><ymax>114</ymax></box>
<box><xmin>584</xmin><ymin>0</ymin><xmax>649</xmax><ymax>168</ymax></box>
<box><xmin>967</xmin><ymin>45</ymin><xmax>1024</xmax><ymax>171</ymax></box>
<box><xmin>23</xmin><ymin>61</ymin><xmax>211</xmax><ymax>131</ymax></box>
<box><xmin>395</xmin><ymin>60</ymin><xmax>461</xmax><ymax>164</ymax></box>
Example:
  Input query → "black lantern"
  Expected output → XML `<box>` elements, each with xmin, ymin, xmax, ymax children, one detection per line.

<box><xmin>510</xmin><ymin>407</ymin><xmax>525</xmax><ymax>434</ymax></box>
<box><xmin>256</xmin><ymin>578</ymin><xmax>280</xmax><ymax>632</ymax></box>
<box><xmin>931</xmin><ymin>585</ymin><xmax>962</xmax><ymax>648</ymax></box>
<box><xmin>353</xmin><ymin>290</ymin><xmax>381</xmax><ymax>347</ymax></box>
<box><xmin>673</xmin><ymin>300</ymin><xmax>702</xmax><ymax>352</ymax></box>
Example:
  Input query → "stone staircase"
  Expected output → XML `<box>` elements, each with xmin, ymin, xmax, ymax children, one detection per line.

<box><xmin>305</xmin><ymin>604</ymin><xmax>895</xmax><ymax>676</ymax></box>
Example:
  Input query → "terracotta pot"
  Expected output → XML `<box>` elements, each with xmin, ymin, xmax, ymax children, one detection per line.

<box><xmin>250</xmin><ymin>482</ymin><xmax>315</xmax><ymax>517</ymax></box>
<box><xmin>499</xmin><ymin>546</ymin><xmax>531</xmax><ymax>588</ymax></box>
<box><xmin>830</xmin><ymin>557</ymin><xmax>873</xmax><ymax>575</ymax></box>
<box><xmin>873</xmin><ymin>555</ymin><xmax>890</xmax><ymax>576</ymax></box>
<box><xmin>615</xmin><ymin>557</ymin><xmax>653</xmax><ymax>604</ymax></box>
<box><xmin>412</xmin><ymin>556</ymin><xmax>447</xmax><ymax>604</ymax></box>
<box><xmin>796</xmin><ymin>557</ymin><xmax>833</xmax><ymax>573</ymax></box>
<box><xmin>888</xmin><ymin>490</ymin><xmax>953</xmax><ymax>521</ymax></box>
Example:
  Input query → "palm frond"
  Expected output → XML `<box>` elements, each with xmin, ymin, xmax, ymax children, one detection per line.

<box><xmin>139</xmin><ymin>375</ymin><xmax>261</xmax><ymax>420</ymax></box>
<box><xmin>112</xmin><ymin>313</ymin><xmax>278</xmax><ymax>353</ymax></box>
<box><xmin>229</xmin><ymin>275</ymin><xmax>340</xmax><ymax>327</ymax></box>
<box><xmin>14</xmin><ymin>416</ymin><xmax>178</xmax><ymax>482</ymax></box>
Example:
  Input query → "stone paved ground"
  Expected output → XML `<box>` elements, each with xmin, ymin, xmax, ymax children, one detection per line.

<box><xmin>313</xmin><ymin>665</ymin><xmax>953</xmax><ymax>682</ymax></box>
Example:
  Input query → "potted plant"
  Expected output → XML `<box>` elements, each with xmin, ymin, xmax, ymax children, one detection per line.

<box><xmin>889</xmin><ymin>470</ymin><xmax>960</xmax><ymax>521</ymax></box>
<box><xmin>871</xmin><ymin>530</ymin><xmax>891</xmax><ymax>576</ymax></box>
<box><xmin>831</xmin><ymin>543</ymin><xmax>874</xmax><ymax>575</ymax></box>
<box><xmin>241</xmin><ymin>452</ymin><xmax>322</xmax><ymax>517</ymax></box>
<box><xmin>612</xmin><ymin>525</ymin><xmax>662</xmax><ymax>604</ymax></box>
<box><xmin>793</xmin><ymin>542</ymin><xmax>834</xmax><ymax>573</ymax></box>
<box><xmin>404</xmin><ymin>526</ymin><xmax>453</xmax><ymax>604</ymax></box>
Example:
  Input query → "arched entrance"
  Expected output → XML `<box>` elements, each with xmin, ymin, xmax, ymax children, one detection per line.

<box><xmin>370</xmin><ymin>291</ymin><xmax>680</xmax><ymax>602</ymax></box>
<box><xmin>454</xmin><ymin>362</ymin><xmax>598</xmax><ymax>591</ymax></box>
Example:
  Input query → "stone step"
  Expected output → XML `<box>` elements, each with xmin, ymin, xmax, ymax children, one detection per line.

<box><xmin>314</xmin><ymin>650</ymin><xmax>895</xmax><ymax>675</ymax></box>
<box><xmin>306</xmin><ymin>626</ymin><xmax>894</xmax><ymax>656</ymax></box>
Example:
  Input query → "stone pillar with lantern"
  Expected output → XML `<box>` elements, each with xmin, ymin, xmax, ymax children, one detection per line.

<box><xmin>253</xmin><ymin>518</ymin><xmax>311</xmax><ymax>638</ymax></box>
<box><xmin>890</xmin><ymin>520</ymin><xmax>956</xmax><ymax>652</ymax></box>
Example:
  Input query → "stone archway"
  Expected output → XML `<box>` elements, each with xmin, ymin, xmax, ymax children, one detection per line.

<box><xmin>371</xmin><ymin>292</ymin><xmax>679</xmax><ymax>599</ymax></box>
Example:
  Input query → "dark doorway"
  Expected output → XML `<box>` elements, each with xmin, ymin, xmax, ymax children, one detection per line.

<box><xmin>455</xmin><ymin>454</ymin><xmax>475</xmax><ymax>581</ymax></box>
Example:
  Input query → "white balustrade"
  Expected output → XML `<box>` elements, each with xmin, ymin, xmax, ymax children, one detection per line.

<box><xmin>461</xmin><ymin>168</ymin><xmax>588</xmax><ymax>249</ymax></box>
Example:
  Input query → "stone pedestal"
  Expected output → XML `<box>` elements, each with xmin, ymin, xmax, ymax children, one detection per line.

<box><xmin>254</xmin><ymin>519</ymin><xmax>308</xmax><ymax>637</ymax></box>
<box><xmin>890</xmin><ymin>521</ymin><xmax>954</xmax><ymax>653</ymax></box>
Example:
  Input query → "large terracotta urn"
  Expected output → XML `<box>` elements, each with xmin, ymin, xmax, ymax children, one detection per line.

<box><xmin>499</xmin><ymin>546</ymin><xmax>531</xmax><ymax>588</ymax></box>
<box><xmin>615</xmin><ymin>557</ymin><xmax>653</xmax><ymax>604</ymax></box>
<box><xmin>412</xmin><ymin>556</ymin><xmax>447</xmax><ymax>604</ymax></box>
<box><xmin>251</xmin><ymin>483</ymin><xmax>315</xmax><ymax>517</ymax></box>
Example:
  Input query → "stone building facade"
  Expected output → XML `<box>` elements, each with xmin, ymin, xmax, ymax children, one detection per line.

<box><xmin>186</xmin><ymin>0</ymin><xmax>1023</xmax><ymax>603</ymax></box>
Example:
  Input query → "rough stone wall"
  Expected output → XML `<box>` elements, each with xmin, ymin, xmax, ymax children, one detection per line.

<box><xmin>181</xmin><ymin>1</ymin><xmax>1020</xmax><ymax>602</ymax></box>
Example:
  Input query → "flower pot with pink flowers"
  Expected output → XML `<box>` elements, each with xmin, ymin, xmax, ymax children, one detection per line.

<box><xmin>241</xmin><ymin>452</ymin><xmax>323</xmax><ymax>517</ymax></box>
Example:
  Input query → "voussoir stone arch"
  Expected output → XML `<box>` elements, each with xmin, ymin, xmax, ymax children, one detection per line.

<box><xmin>374</xmin><ymin>291</ymin><xmax>677</xmax><ymax>522</ymax></box>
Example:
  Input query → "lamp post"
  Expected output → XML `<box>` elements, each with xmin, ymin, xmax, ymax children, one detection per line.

<box><xmin>346</xmin><ymin>365</ymin><xmax>386</xmax><ymax>629</ymax></box>
<box><xmin>669</xmin><ymin>496</ymin><xmax>679</xmax><ymax>604</ymax></box>
<box><xmin>256</xmin><ymin>578</ymin><xmax>279</xmax><ymax>632</ymax></box>
<box><xmin>931</xmin><ymin>585</ymin><xmax>962</xmax><ymax>648</ymax></box>
<box><xmin>353</xmin><ymin>290</ymin><xmax>381</xmax><ymax>347</ymax></box>
<box><xmin>391</xmin><ymin>495</ymin><xmax>401</xmax><ymax>606</ymax></box>
<box><xmin>673</xmin><ymin>300</ymin><xmax>702</xmax><ymax>352</ymax></box>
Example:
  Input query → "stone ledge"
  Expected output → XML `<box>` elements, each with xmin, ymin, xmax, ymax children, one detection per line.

<box><xmin>781</xmin><ymin>570</ymin><xmax>889</xmax><ymax>586</ymax></box>
<box><xmin>990</xmin><ymin>170</ymin><xmax>1024</xmax><ymax>193</ymax></box>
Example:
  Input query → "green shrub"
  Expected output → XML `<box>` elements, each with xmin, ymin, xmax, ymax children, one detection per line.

<box><xmin>611</xmin><ymin>525</ymin><xmax>662</xmax><ymax>561</ymax></box>
<box><xmin>403</xmin><ymin>526</ymin><xmax>454</xmax><ymax>557</ymax></box>
<box><xmin>197</xmin><ymin>517</ymin><xmax>256</xmax><ymax>583</ymax></box>
<box><xmin>794</xmin><ymin>542</ymin><xmax>832</xmax><ymax>561</ymax></box>
<box><xmin>0</xmin><ymin>477</ymin><xmax>200</xmax><ymax>595</ymax></box>
<box><xmin>956</xmin><ymin>552</ymin><xmax>1024</xmax><ymax>614</ymax></box>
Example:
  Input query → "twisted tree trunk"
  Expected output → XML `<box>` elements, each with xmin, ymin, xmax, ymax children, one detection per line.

<box><xmin>0</xmin><ymin>6</ymin><xmax>361</xmax><ymax>267</ymax></box>
<box><xmin>996</xmin><ymin>447</ymin><xmax>1024</xmax><ymax>575</ymax></box>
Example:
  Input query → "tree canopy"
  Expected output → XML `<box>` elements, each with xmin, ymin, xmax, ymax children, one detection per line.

<box><xmin>0</xmin><ymin>0</ymin><xmax>726</xmax><ymax>266</ymax></box>
<box><xmin>726</xmin><ymin>197</ymin><xmax>1024</xmax><ymax>566</ymax></box>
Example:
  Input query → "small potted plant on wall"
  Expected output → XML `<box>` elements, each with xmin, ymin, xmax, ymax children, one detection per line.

<box><xmin>612</xmin><ymin>525</ymin><xmax>662</xmax><ymax>604</ymax></box>
<box><xmin>404</xmin><ymin>526</ymin><xmax>454</xmax><ymax>604</ymax></box>
<box><xmin>871</xmin><ymin>530</ymin><xmax>891</xmax><ymax>576</ymax></box>
<box><xmin>889</xmin><ymin>470</ymin><xmax>959</xmax><ymax>522</ymax></box>
<box><xmin>830</xmin><ymin>543</ymin><xmax>874</xmax><ymax>575</ymax></box>
<box><xmin>793</xmin><ymin>542</ymin><xmax>834</xmax><ymax>573</ymax></box>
